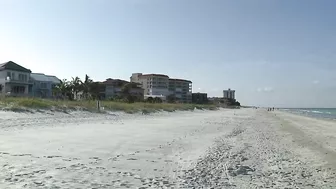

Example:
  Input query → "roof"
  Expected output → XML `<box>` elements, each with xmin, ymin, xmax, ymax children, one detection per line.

<box><xmin>223</xmin><ymin>88</ymin><xmax>235</xmax><ymax>91</ymax></box>
<box><xmin>102</xmin><ymin>78</ymin><xmax>129</xmax><ymax>85</ymax></box>
<box><xmin>140</xmin><ymin>74</ymin><xmax>169</xmax><ymax>78</ymax></box>
<box><xmin>47</xmin><ymin>75</ymin><xmax>61</xmax><ymax>84</ymax></box>
<box><xmin>134</xmin><ymin>73</ymin><xmax>191</xmax><ymax>82</ymax></box>
<box><xmin>169</xmin><ymin>78</ymin><xmax>192</xmax><ymax>83</ymax></box>
<box><xmin>30</xmin><ymin>73</ymin><xmax>61</xmax><ymax>83</ymax></box>
<box><xmin>0</xmin><ymin>61</ymin><xmax>32</xmax><ymax>73</ymax></box>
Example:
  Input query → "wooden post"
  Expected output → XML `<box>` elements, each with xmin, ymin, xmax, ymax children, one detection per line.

<box><xmin>97</xmin><ymin>100</ymin><xmax>100</xmax><ymax>111</ymax></box>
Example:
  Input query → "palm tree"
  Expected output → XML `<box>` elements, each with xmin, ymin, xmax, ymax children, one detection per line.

<box><xmin>81</xmin><ymin>74</ymin><xmax>93</xmax><ymax>99</ymax></box>
<box><xmin>53</xmin><ymin>79</ymin><xmax>71</xmax><ymax>100</ymax></box>
<box><xmin>70</xmin><ymin>76</ymin><xmax>82</xmax><ymax>100</ymax></box>
<box><xmin>60</xmin><ymin>79</ymin><xmax>72</xmax><ymax>99</ymax></box>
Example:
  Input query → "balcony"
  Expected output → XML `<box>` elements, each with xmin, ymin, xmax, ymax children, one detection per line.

<box><xmin>4</xmin><ymin>78</ymin><xmax>33</xmax><ymax>84</ymax></box>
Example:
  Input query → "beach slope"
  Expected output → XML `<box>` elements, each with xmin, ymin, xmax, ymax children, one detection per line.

<box><xmin>0</xmin><ymin>109</ymin><xmax>335</xmax><ymax>188</ymax></box>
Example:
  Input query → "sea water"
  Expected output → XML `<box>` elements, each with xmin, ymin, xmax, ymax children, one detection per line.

<box><xmin>282</xmin><ymin>108</ymin><xmax>336</xmax><ymax>120</ymax></box>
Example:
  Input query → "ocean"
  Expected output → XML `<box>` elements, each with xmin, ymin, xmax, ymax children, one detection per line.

<box><xmin>281</xmin><ymin>108</ymin><xmax>336</xmax><ymax>120</ymax></box>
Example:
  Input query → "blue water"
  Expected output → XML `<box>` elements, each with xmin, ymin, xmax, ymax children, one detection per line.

<box><xmin>281</xmin><ymin>108</ymin><xmax>336</xmax><ymax>120</ymax></box>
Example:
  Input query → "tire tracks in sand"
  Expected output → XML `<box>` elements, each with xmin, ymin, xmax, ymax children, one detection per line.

<box><xmin>178</xmin><ymin>111</ymin><xmax>336</xmax><ymax>188</ymax></box>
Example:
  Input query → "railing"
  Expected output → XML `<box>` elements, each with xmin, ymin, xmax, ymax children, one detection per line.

<box><xmin>5</xmin><ymin>78</ymin><xmax>33</xmax><ymax>84</ymax></box>
<box><xmin>4</xmin><ymin>92</ymin><xmax>33</xmax><ymax>97</ymax></box>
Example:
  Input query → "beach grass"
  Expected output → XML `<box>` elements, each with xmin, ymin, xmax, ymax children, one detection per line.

<box><xmin>0</xmin><ymin>97</ymin><xmax>218</xmax><ymax>113</ymax></box>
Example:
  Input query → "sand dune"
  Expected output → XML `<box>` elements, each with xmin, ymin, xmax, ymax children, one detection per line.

<box><xmin>0</xmin><ymin>109</ymin><xmax>335</xmax><ymax>188</ymax></box>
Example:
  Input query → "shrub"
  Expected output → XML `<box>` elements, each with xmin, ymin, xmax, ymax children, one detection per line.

<box><xmin>0</xmin><ymin>97</ymin><xmax>219</xmax><ymax>114</ymax></box>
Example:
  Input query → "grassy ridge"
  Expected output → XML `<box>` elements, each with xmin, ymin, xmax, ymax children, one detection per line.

<box><xmin>0</xmin><ymin>97</ymin><xmax>218</xmax><ymax>113</ymax></box>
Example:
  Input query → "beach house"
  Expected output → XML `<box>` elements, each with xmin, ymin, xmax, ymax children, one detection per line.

<box><xmin>0</xmin><ymin>61</ymin><xmax>32</xmax><ymax>96</ymax></box>
<box><xmin>29</xmin><ymin>73</ymin><xmax>61</xmax><ymax>98</ymax></box>
<box><xmin>0</xmin><ymin>61</ymin><xmax>61</xmax><ymax>98</ymax></box>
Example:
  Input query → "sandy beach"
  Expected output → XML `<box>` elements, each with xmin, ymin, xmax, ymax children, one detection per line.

<box><xmin>0</xmin><ymin>108</ymin><xmax>335</xmax><ymax>188</ymax></box>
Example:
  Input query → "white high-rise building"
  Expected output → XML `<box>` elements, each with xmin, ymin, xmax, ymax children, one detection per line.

<box><xmin>130</xmin><ymin>73</ymin><xmax>192</xmax><ymax>103</ymax></box>
<box><xmin>131</xmin><ymin>73</ymin><xmax>170</xmax><ymax>96</ymax></box>
<box><xmin>223</xmin><ymin>88</ymin><xmax>235</xmax><ymax>99</ymax></box>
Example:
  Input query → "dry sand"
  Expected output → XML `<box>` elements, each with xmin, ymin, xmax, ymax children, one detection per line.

<box><xmin>0</xmin><ymin>108</ymin><xmax>335</xmax><ymax>188</ymax></box>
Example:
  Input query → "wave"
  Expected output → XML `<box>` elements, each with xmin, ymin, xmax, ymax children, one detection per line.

<box><xmin>296</xmin><ymin>109</ymin><xmax>328</xmax><ymax>114</ymax></box>
<box><xmin>283</xmin><ymin>108</ymin><xmax>336</xmax><ymax>120</ymax></box>
<box><xmin>311</xmin><ymin>110</ymin><xmax>324</xmax><ymax>114</ymax></box>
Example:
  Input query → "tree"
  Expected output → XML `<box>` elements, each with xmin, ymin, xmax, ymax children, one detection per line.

<box><xmin>81</xmin><ymin>74</ymin><xmax>93</xmax><ymax>99</ymax></box>
<box><xmin>121</xmin><ymin>83</ymin><xmax>138</xmax><ymax>94</ymax></box>
<box><xmin>54</xmin><ymin>79</ymin><xmax>72</xmax><ymax>100</ymax></box>
<box><xmin>121</xmin><ymin>82</ymin><xmax>138</xmax><ymax>103</ymax></box>
<box><xmin>88</xmin><ymin>82</ymin><xmax>104</xmax><ymax>100</ymax></box>
<box><xmin>0</xmin><ymin>84</ymin><xmax>3</xmax><ymax>92</ymax></box>
<box><xmin>167</xmin><ymin>94</ymin><xmax>176</xmax><ymax>103</ymax></box>
<box><xmin>154</xmin><ymin>97</ymin><xmax>163</xmax><ymax>103</ymax></box>
<box><xmin>70</xmin><ymin>76</ymin><xmax>82</xmax><ymax>99</ymax></box>
<box><xmin>147</xmin><ymin>97</ymin><xmax>154</xmax><ymax>103</ymax></box>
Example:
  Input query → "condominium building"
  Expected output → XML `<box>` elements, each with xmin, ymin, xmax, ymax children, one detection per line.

<box><xmin>130</xmin><ymin>73</ymin><xmax>192</xmax><ymax>103</ymax></box>
<box><xmin>223</xmin><ymin>88</ymin><xmax>235</xmax><ymax>99</ymax></box>
<box><xmin>168</xmin><ymin>78</ymin><xmax>192</xmax><ymax>103</ymax></box>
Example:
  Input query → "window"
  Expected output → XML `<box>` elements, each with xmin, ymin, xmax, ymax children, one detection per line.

<box><xmin>7</xmin><ymin>72</ymin><xmax>11</xmax><ymax>78</ymax></box>
<box><xmin>11</xmin><ymin>72</ymin><xmax>15</xmax><ymax>80</ymax></box>
<box><xmin>40</xmin><ymin>83</ymin><xmax>47</xmax><ymax>88</ymax></box>
<box><xmin>11</xmin><ymin>86</ymin><xmax>25</xmax><ymax>94</ymax></box>
<box><xmin>19</xmin><ymin>74</ymin><xmax>28</xmax><ymax>81</ymax></box>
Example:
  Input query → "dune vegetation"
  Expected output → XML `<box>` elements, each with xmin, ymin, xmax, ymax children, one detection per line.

<box><xmin>0</xmin><ymin>97</ymin><xmax>218</xmax><ymax>113</ymax></box>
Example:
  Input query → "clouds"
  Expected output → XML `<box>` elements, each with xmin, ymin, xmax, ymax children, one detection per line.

<box><xmin>257</xmin><ymin>87</ymin><xmax>274</xmax><ymax>92</ymax></box>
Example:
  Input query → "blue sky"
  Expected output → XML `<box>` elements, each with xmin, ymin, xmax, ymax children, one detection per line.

<box><xmin>1</xmin><ymin>0</ymin><xmax>335</xmax><ymax>108</ymax></box>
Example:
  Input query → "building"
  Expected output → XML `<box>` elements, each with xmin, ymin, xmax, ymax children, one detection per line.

<box><xmin>207</xmin><ymin>97</ymin><xmax>223</xmax><ymax>104</ymax></box>
<box><xmin>0</xmin><ymin>61</ymin><xmax>62</xmax><ymax>98</ymax></box>
<box><xmin>29</xmin><ymin>73</ymin><xmax>61</xmax><ymax>98</ymax></box>
<box><xmin>131</xmin><ymin>73</ymin><xmax>170</xmax><ymax>96</ymax></box>
<box><xmin>169</xmin><ymin>79</ymin><xmax>192</xmax><ymax>103</ymax></box>
<box><xmin>192</xmin><ymin>93</ymin><xmax>208</xmax><ymax>104</ymax></box>
<box><xmin>103</xmin><ymin>78</ymin><xmax>129</xmax><ymax>99</ymax></box>
<box><xmin>101</xmin><ymin>78</ymin><xmax>144</xmax><ymax>100</ymax></box>
<box><xmin>223</xmin><ymin>88</ymin><xmax>235</xmax><ymax>99</ymax></box>
<box><xmin>0</xmin><ymin>61</ymin><xmax>32</xmax><ymax>96</ymax></box>
<box><xmin>130</xmin><ymin>73</ymin><xmax>192</xmax><ymax>103</ymax></box>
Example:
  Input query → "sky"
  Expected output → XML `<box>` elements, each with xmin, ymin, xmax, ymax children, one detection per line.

<box><xmin>0</xmin><ymin>0</ymin><xmax>335</xmax><ymax>108</ymax></box>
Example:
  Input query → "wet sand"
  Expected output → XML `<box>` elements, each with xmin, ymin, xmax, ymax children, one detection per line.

<box><xmin>0</xmin><ymin>109</ymin><xmax>335</xmax><ymax>188</ymax></box>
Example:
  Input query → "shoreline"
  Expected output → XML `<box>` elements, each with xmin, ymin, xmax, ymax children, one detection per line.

<box><xmin>277</xmin><ymin>109</ymin><xmax>336</xmax><ymax>123</ymax></box>
<box><xmin>270</xmin><ymin>109</ymin><xmax>336</xmax><ymax>168</ymax></box>
<box><xmin>279</xmin><ymin>108</ymin><xmax>336</xmax><ymax>121</ymax></box>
